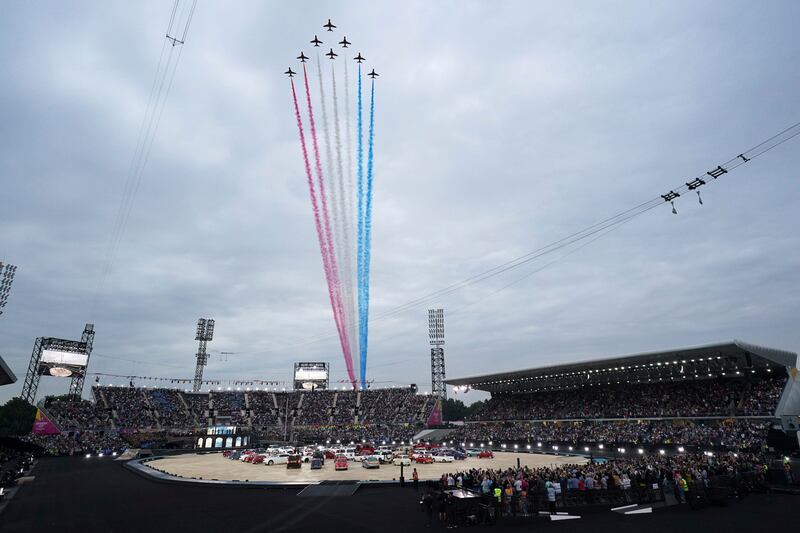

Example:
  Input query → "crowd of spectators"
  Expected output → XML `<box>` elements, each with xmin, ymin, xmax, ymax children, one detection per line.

<box><xmin>102</xmin><ymin>387</ymin><xmax>157</xmax><ymax>429</ymax></box>
<box><xmin>210</xmin><ymin>392</ymin><xmax>248</xmax><ymax>425</ymax></box>
<box><xmin>20</xmin><ymin>432</ymin><xmax>127</xmax><ymax>456</ymax></box>
<box><xmin>44</xmin><ymin>397</ymin><xmax>113</xmax><ymax>431</ymax></box>
<box><xmin>470</xmin><ymin>378</ymin><xmax>786</xmax><ymax>421</ymax></box>
<box><xmin>448</xmin><ymin>419</ymin><xmax>771</xmax><ymax>451</ymax></box>
<box><xmin>146</xmin><ymin>389</ymin><xmax>193</xmax><ymax>428</ymax></box>
<box><xmin>0</xmin><ymin>446</ymin><xmax>34</xmax><ymax>487</ymax></box>
<box><xmin>331</xmin><ymin>391</ymin><xmax>357</xmax><ymax>424</ymax></box>
<box><xmin>183</xmin><ymin>393</ymin><xmax>210</xmax><ymax>424</ymax></box>
<box><xmin>296</xmin><ymin>390</ymin><xmax>335</xmax><ymax>424</ymax></box>
<box><xmin>248</xmin><ymin>392</ymin><xmax>278</xmax><ymax>426</ymax></box>
<box><xmin>738</xmin><ymin>379</ymin><xmax>786</xmax><ymax>416</ymax></box>
<box><xmin>425</xmin><ymin>451</ymin><xmax>766</xmax><ymax>525</ymax></box>
<box><xmin>358</xmin><ymin>388</ymin><xmax>432</xmax><ymax>425</ymax></box>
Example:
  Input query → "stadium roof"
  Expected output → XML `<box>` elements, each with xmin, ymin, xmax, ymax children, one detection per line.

<box><xmin>446</xmin><ymin>340</ymin><xmax>798</xmax><ymax>394</ymax></box>
<box><xmin>0</xmin><ymin>354</ymin><xmax>17</xmax><ymax>386</ymax></box>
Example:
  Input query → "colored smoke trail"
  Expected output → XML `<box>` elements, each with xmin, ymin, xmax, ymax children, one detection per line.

<box><xmin>300</xmin><ymin>66</ymin><xmax>356</xmax><ymax>386</ymax></box>
<box><xmin>343</xmin><ymin>60</ymin><xmax>358</xmax><ymax>360</ymax></box>
<box><xmin>356</xmin><ymin>63</ymin><xmax>367</xmax><ymax>389</ymax></box>
<box><xmin>331</xmin><ymin>61</ymin><xmax>358</xmax><ymax>365</ymax></box>
<box><xmin>359</xmin><ymin>77</ymin><xmax>376</xmax><ymax>388</ymax></box>
<box><xmin>316</xmin><ymin>54</ymin><xmax>353</xmax><ymax>363</ymax></box>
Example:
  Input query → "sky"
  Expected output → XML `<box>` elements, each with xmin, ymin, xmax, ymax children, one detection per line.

<box><xmin>1</xmin><ymin>0</ymin><xmax>799</xmax><ymax>406</ymax></box>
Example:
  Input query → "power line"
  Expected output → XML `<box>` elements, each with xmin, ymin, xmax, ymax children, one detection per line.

<box><xmin>235</xmin><ymin>120</ymin><xmax>800</xmax><ymax>355</ymax></box>
<box><xmin>91</xmin><ymin>0</ymin><xmax>198</xmax><ymax>312</ymax></box>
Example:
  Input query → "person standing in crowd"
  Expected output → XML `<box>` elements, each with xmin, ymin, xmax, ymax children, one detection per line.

<box><xmin>412</xmin><ymin>468</ymin><xmax>419</xmax><ymax>491</ymax></box>
<box><xmin>677</xmin><ymin>474</ymin><xmax>689</xmax><ymax>505</ymax></box>
<box><xmin>546</xmin><ymin>480</ymin><xmax>556</xmax><ymax>515</ymax></box>
<box><xmin>422</xmin><ymin>491</ymin><xmax>434</xmax><ymax>527</ymax></box>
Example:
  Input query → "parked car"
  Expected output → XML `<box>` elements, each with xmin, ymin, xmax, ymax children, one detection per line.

<box><xmin>287</xmin><ymin>455</ymin><xmax>302</xmax><ymax>469</ymax></box>
<box><xmin>393</xmin><ymin>455</ymin><xmax>412</xmax><ymax>466</ymax></box>
<box><xmin>324</xmin><ymin>449</ymin><xmax>336</xmax><ymax>460</ymax></box>
<box><xmin>374</xmin><ymin>450</ymin><xmax>393</xmax><ymax>464</ymax></box>
<box><xmin>432</xmin><ymin>454</ymin><xmax>454</xmax><ymax>463</ymax></box>
<box><xmin>414</xmin><ymin>455</ymin><xmax>433</xmax><ymax>464</ymax></box>
<box><xmin>362</xmin><ymin>456</ymin><xmax>380</xmax><ymax>469</ymax></box>
<box><xmin>312</xmin><ymin>450</ymin><xmax>326</xmax><ymax>465</ymax></box>
<box><xmin>478</xmin><ymin>450</ymin><xmax>494</xmax><ymax>459</ymax></box>
<box><xmin>310</xmin><ymin>457</ymin><xmax>323</xmax><ymax>470</ymax></box>
<box><xmin>465</xmin><ymin>449</ymin><xmax>481</xmax><ymax>457</ymax></box>
<box><xmin>334</xmin><ymin>455</ymin><xmax>349</xmax><ymax>471</ymax></box>
<box><xmin>252</xmin><ymin>454</ymin><xmax>265</xmax><ymax>464</ymax></box>
<box><xmin>264</xmin><ymin>454</ymin><xmax>290</xmax><ymax>466</ymax></box>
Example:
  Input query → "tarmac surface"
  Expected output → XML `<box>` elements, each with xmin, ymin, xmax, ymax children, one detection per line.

<box><xmin>147</xmin><ymin>450</ymin><xmax>585</xmax><ymax>483</ymax></box>
<box><xmin>2</xmin><ymin>456</ymin><xmax>799</xmax><ymax>532</ymax></box>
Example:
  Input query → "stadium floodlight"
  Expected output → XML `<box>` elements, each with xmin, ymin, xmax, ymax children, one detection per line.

<box><xmin>537</xmin><ymin>442</ymin><xmax>542</xmax><ymax>447</ymax></box>
<box><xmin>488</xmin><ymin>441</ymin><xmax>493</xmax><ymax>445</ymax></box>
<box><xmin>659</xmin><ymin>449</ymin><xmax>665</xmax><ymax>455</ymax></box>
<box><xmin>619</xmin><ymin>448</ymin><xmax>626</xmax><ymax>454</ymax></box>
<box><xmin>513</xmin><ymin>444</ymin><xmax>518</xmax><ymax>450</ymax></box>
<box><xmin>677</xmin><ymin>446</ymin><xmax>685</xmax><ymax>453</ymax></box>
<box><xmin>598</xmin><ymin>444</ymin><xmax>604</xmax><ymax>449</ymax></box>
<box><xmin>638</xmin><ymin>449</ymin><xmax>644</xmax><ymax>455</ymax></box>
<box><xmin>553</xmin><ymin>445</ymin><xmax>559</xmax><ymax>451</ymax></box>
<box><xmin>480</xmin><ymin>443</ymin><xmax>484</xmax><ymax>448</ymax></box>
<box><xmin>584</xmin><ymin>447</ymin><xmax>590</xmax><ymax>452</ymax></box>
<box><xmin>501</xmin><ymin>444</ymin><xmax>506</xmax><ymax>449</ymax></box>
<box><xmin>85</xmin><ymin>453</ymin><xmax>91</xmax><ymax>458</ymax></box>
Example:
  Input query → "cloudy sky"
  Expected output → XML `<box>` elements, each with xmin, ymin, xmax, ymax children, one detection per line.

<box><xmin>1</xmin><ymin>0</ymin><xmax>799</xmax><ymax>405</ymax></box>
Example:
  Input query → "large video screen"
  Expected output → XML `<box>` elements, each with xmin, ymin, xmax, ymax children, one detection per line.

<box><xmin>294</xmin><ymin>362</ymin><xmax>329</xmax><ymax>391</ymax></box>
<box><xmin>38</xmin><ymin>349</ymin><xmax>88</xmax><ymax>377</ymax></box>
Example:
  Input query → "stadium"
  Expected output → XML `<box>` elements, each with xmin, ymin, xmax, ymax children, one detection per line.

<box><xmin>2</xmin><ymin>2</ymin><xmax>800</xmax><ymax>533</ymax></box>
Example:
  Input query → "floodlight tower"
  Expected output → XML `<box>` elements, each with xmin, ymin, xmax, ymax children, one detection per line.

<box><xmin>0</xmin><ymin>262</ymin><xmax>17</xmax><ymax>317</ymax></box>
<box><xmin>68</xmin><ymin>324</ymin><xmax>95</xmax><ymax>399</ymax></box>
<box><xmin>193</xmin><ymin>318</ymin><xmax>214</xmax><ymax>392</ymax></box>
<box><xmin>428</xmin><ymin>308</ymin><xmax>446</xmax><ymax>399</ymax></box>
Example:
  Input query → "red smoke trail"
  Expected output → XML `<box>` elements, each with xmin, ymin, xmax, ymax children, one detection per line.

<box><xmin>291</xmin><ymin>77</ymin><xmax>356</xmax><ymax>385</ymax></box>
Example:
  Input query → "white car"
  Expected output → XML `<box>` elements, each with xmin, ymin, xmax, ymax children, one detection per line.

<box><xmin>432</xmin><ymin>455</ymin><xmax>454</xmax><ymax>463</ymax></box>
<box><xmin>264</xmin><ymin>454</ymin><xmax>290</xmax><ymax>466</ymax></box>
<box><xmin>335</xmin><ymin>448</ymin><xmax>357</xmax><ymax>461</ymax></box>
<box><xmin>374</xmin><ymin>450</ymin><xmax>393</xmax><ymax>463</ymax></box>
<box><xmin>393</xmin><ymin>454</ymin><xmax>412</xmax><ymax>466</ymax></box>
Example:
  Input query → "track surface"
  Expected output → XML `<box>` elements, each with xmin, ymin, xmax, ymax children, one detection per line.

<box><xmin>3</xmin><ymin>457</ymin><xmax>799</xmax><ymax>532</ymax></box>
<box><xmin>149</xmin><ymin>451</ymin><xmax>584</xmax><ymax>483</ymax></box>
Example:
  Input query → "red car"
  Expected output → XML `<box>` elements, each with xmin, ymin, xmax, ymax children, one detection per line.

<box><xmin>242</xmin><ymin>453</ymin><xmax>256</xmax><ymax>463</ymax></box>
<box><xmin>252</xmin><ymin>455</ymin><xmax>265</xmax><ymax>464</ymax></box>
<box><xmin>414</xmin><ymin>455</ymin><xmax>433</xmax><ymax>464</ymax></box>
<box><xmin>358</xmin><ymin>446</ymin><xmax>375</xmax><ymax>456</ymax></box>
<box><xmin>324</xmin><ymin>450</ymin><xmax>336</xmax><ymax>460</ymax></box>
<box><xmin>478</xmin><ymin>450</ymin><xmax>494</xmax><ymax>459</ymax></box>
<box><xmin>334</xmin><ymin>456</ymin><xmax>349</xmax><ymax>471</ymax></box>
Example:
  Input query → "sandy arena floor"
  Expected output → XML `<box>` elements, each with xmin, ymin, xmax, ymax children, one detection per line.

<box><xmin>147</xmin><ymin>451</ymin><xmax>587</xmax><ymax>483</ymax></box>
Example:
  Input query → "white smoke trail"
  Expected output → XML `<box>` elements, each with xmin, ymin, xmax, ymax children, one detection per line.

<box><xmin>316</xmin><ymin>53</ymin><xmax>352</xmax><ymax>354</ymax></box>
<box><xmin>343</xmin><ymin>58</ymin><xmax>359</xmax><ymax>360</ymax></box>
<box><xmin>331</xmin><ymin>61</ymin><xmax>358</xmax><ymax>365</ymax></box>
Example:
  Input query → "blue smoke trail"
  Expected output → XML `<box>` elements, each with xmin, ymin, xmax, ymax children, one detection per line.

<box><xmin>360</xmin><ymin>77</ymin><xmax>376</xmax><ymax>388</ymax></box>
<box><xmin>356</xmin><ymin>64</ymin><xmax>366</xmax><ymax>389</ymax></box>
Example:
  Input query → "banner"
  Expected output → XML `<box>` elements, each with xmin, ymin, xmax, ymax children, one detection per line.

<box><xmin>32</xmin><ymin>408</ymin><xmax>60</xmax><ymax>436</ymax></box>
<box><xmin>426</xmin><ymin>398</ymin><xmax>443</xmax><ymax>427</ymax></box>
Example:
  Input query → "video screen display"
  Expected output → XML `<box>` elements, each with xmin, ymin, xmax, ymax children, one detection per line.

<box><xmin>38</xmin><ymin>349</ymin><xmax>88</xmax><ymax>377</ymax></box>
<box><xmin>294</xmin><ymin>362</ymin><xmax>328</xmax><ymax>390</ymax></box>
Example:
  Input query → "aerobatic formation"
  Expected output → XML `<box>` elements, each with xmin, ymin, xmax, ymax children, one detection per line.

<box><xmin>286</xmin><ymin>19</ymin><xmax>378</xmax><ymax>390</ymax></box>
